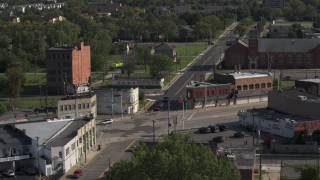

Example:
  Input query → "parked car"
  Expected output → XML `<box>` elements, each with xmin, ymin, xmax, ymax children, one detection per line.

<box><xmin>3</xmin><ymin>169</ymin><xmax>15</xmax><ymax>177</ymax></box>
<box><xmin>208</xmin><ymin>125</ymin><xmax>219</xmax><ymax>133</ymax></box>
<box><xmin>213</xmin><ymin>136</ymin><xmax>225</xmax><ymax>143</ymax></box>
<box><xmin>218</xmin><ymin>125</ymin><xmax>228</xmax><ymax>131</ymax></box>
<box><xmin>99</xmin><ymin>119</ymin><xmax>113</xmax><ymax>125</ymax></box>
<box><xmin>25</xmin><ymin>168</ymin><xmax>37</xmax><ymax>175</ymax></box>
<box><xmin>72</xmin><ymin>169</ymin><xmax>83</xmax><ymax>178</ymax></box>
<box><xmin>153</xmin><ymin>102</ymin><xmax>165</xmax><ymax>111</ymax></box>
<box><xmin>163</xmin><ymin>96</ymin><xmax>169</xmax><ymax>102</ymax></box>
<box><xmin>234</xmin><ymin>132</ymin><xmax>245</xmax><ymax>138</ymax></box>
<box><xmin>198</xmin><ymin>127</ymin><xmax>211</xmax><ymax>134</ymax></box>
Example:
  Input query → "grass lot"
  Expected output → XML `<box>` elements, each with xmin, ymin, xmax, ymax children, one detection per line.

<box><xmin>280</xmin><ymin>80</ymin><xmax>295</xmax><ymax>89</ymax></box>
<box><xmin>0</xmin><ymin>98</ymin><xmax>58</xmax><ymax>109</ymax></box>
<box><xmin>176</xmin><ymin>42</ymin><xmax>207</xmax><ymax>68</ymax></box>
<box><xmin>138</xmin><ymin>99</ymin><xmax>148</xmax><ymax>111</ymax></box>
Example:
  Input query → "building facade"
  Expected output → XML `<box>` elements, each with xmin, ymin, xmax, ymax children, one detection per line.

<box><xmin>223</xmin><ymin>29</ymin><xmax>320</xmax><ymax>70</ymax></box>
<box><xmin>57</xmin><ymin>93</ymin><xmax>97</xmax><ymax>119</ymax></box>
<box><xmin>46</xmin><ymin>42</ymin><xmax>91</xmax><ymax>95</ymax></box>
<box><xmin>95</xmin><ymin>88</ymin><xmax>139</xmax><ymax>115</ymax></box>
<box><xmin>295</xmin><ymin>79</ymin><xmax>320</xmax><ymax>95</ymax></box>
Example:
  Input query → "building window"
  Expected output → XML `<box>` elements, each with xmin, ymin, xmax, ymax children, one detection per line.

<box><xmin>78</xmin><ymin>104</ymin><xmax>81</xmax><ymax>109</ymax></box>
<box><xmin>86</xmin><ymin>103</ymin><xmax>89</xmax><ymax>109</ymax></box>
<box><xmin>59</xmin><ymin>151</ymin><xmax>62</xmax><ymax>158</ymax></box>
<box><xmin>60</xmin><ymin>106</ymin><xmax>63</xmax><ymax>111</ymax></box>
<box><xmin>71</xmin><ymin>143</ymin><xmax>75</xmax><ymax>151</ymax></box>
<box><xmin>82</xmin><ymin>103</ymin><xmax>85</xmax><ymax>109</ymax></box>
<box><xmin>255</xmin><ymin>84</ymin><xmax>260</xmax><ymax>89</ymax></box>
<box><xmin>237</xmin><ymin>86</ymin><xmax>242</xmax><ymax>90</ymax></box>
<box><xmin>79</xmin><ymin>137</ymin><xmax>82</xmax><ymax>143</ymax></box>
<box><xmin>211</xmin><ymin>90</ymin><xmax>215</xmax><ymax>96</ymax></box>
<box><xmin>261</xmin><ymin>83</ymin><xmax>266</xmax><ymax>88</ymax></box>
<box><xmin>68</xmin><ymin>105</ymin><xmax>71</xmax><ymax>110</ymax></box>
<box><xmin>73</xmin><ymin>104</ymin><xmax>76</xmax><ymax>110</ymax></box>
<box><xmin>249</xmin><ymin>84</ymin><xmax>254</xmax><ymax>89</ymax></box>
<box><xmin>267</xmin><ymin>83</ymin><xmax>272</xmax><ymax>87</ymax></box>
<box><xmin>243</xmin><ymin>85</ymin><xmax>248</xmax><ymax>90</ymax></box>
<box><xmin>66</xmin><ymin>148</ymin><xmax>70</xmax><ymax>156</ymax></box>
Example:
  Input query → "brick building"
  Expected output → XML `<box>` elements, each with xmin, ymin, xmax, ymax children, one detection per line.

<box><xmin>223</xmin><ymin>29</ymin><xmax>320</xmax><ymax>70</ymax></box>
<box><xmin>214</xmin><ymin>66</ymin><xmax>273</xmax><ymax>96</ymax></box>
<box><xmin>46</xmin><ymin>42</ymin><xmax>91</xmax><ymax>95</ymax></box>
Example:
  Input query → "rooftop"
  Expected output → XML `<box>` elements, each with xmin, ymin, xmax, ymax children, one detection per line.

<box><xmin>60</xmin><ymin>92</ymin><xmax>95</xmax><ymax>101</ymax></box>
<box><xmin>16</xmin><ymin>120</ymin><xmax>69</xmax><ymax>145</ymax></box>
<box><xmin>45</xmin><ymin>119</ymin><xmax>90</xmax><ymax>148</ymax></box>
<box><xmin>0</xmin><ymin>125</ymin><xmax>31</xmax><ymax>148</ymax></box>
<box><xmin>186</xmin><ymin>81</ymin><xmax>231</xmax><ymax>89</ymax></box>
<box><xmin>297</xmin><ymin>79</ymin><xmax>320</xmax><ymax>83</ymax></box>
<box><xmin>229</xmin><ymin>71</ymin><xmax>272</xmax><ymax>79</ymax></box>
<box><xmin>274</xmin><ymin>88</ymin><xmax>320</xmax><ymax>103</ymax></box>
<box><xmin>258</xmin><ymin>38</ymin><xmax>320</xmax><ymax>53</ymax></box>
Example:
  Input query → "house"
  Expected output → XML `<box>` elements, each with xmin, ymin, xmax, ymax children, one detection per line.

<box><xmin>2</xmin><ymin>15</ymin><xmax>20</xmax><ymax>23</ymax></box>
<box><xmin>46</xmin><ymin>42</ymin><xmax>91</xmax><ymax>95</ymax></box>
<box><xmin>154</xmin><ymin>43</ymin><xmax>177</xmax><ymax>61</ymax></box>
<box><xmin>0</xmin><ymin>125</ymin><xmax>32</xmax><ymax>171</ymax></box>
<box><xmin>15</xmin><ymin>118</ymin><xmax>96</xmax><ymax>175</ymax></box>
<box><xmin>57</xmin><ymin>92</ymin><xmax>97</xmax><ymax>119</ymax></box>
<box><xmin>44</xmin><ymin>14</ymin><xmax>66</xmax><ymax>23</ymax></box>
<box><xmin>177</xmin><ymin>26</ymin><xmax>194</xmax><ymax>39</ymax></box>
<box><xmin>223</xmin><ymin>28</ymin><xmax>320</xmax><ymax>70</ymax></box>
<box><xmin>95</xmin><ymin>88</ymin><xmax>139</xmax><ymax>115</ymax></box>
<box><xmin>87</xmin><ymin>1</ymin><xmax>122</xmax><ymax>16</ymax></box>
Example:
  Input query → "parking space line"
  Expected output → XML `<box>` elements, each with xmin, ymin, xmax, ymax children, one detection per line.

<box><xmin>187</xmin><ymin>112</ymin><xmax>196</xmax><ymax>121</ymax></box>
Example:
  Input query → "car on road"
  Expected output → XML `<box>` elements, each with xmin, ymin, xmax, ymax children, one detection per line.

<box><xmin>234</xmin><ymin>132</ymin><xmax>245</xmax><ymax>138</ymax></box>
<box><xmin>72</xmin><ymin>169</ymin><xmax>83</xmax><ymax>178</ymax></box>
<box><xmin>213</xmin><ymin>136</ymin><xmax>225</xmax><ymax>143</ymax></box>
<box><xmin>198</xmin><ymin>127</ymin><xmax>211</xmax><ymax>134</ymax></box>
<box><xmin>218</xmin><ymin>125</ymin><xmax>228</xmax><ymax>131</ymax></box>
<box><xmin>25</xmin><ymin>168</ymin><xmax>37</xmax><ymax>175</ymax></box>
<box><xmin>153</xmin><ymin>102</ymin><xmax>165</xmax><ymax>111</ymax></box>
<box><xmin>2</xmin><ymin>169</ymin><xmax>15</xmax><ymax>177</ymax></box>
<box><xmin>208</xmin><ymin>125</ymin><xmax>219</xmax><ymax>133</ymax></box>
<box><xmin>99</xmin><ymin>119</ymin><xmax>113</xmax><ymax>125</ymax></box>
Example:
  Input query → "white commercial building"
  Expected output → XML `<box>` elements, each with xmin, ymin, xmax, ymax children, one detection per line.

<box><xmin>16</xmin><ymin>118</ymin><xmax>96</xmax><ymax>175</ymax></box>
<box><xmin>95</xmin><ymin>87</ymin><xmax>139</xmax><ymax>115</ymax></box>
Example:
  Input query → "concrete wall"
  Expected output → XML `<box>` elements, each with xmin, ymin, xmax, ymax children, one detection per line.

<box><xmin>268</xmin><ymin>91</ymin><xmax>320</xmax><ymax>118</ymax></box>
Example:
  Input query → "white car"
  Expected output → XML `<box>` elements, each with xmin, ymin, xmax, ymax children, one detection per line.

<box><xmin>99</xmin><ymin>119</ymin><xmax>113</xmax><ymax>125</ymax></box>
<box><xmin>3</xmin><ymin>169</ymin><xmax>15</xmax><ymax>177</ymax></box>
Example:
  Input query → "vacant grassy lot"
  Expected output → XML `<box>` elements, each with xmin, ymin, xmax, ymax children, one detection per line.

<box><xmin>273</xmin><ymin>21</ymin><xmax>313</xmax><ymax>28</ymax></box>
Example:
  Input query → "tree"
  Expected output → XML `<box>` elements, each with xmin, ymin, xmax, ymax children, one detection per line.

<box><xmin>110</xmin><ymin>134</ymin><xmax>240</xmax><ymax>180</ymax></box>
<box><xmin>5</xmin><ymin>67</ymin><xmax>26</xmax><ymax>104</ymax></box>
<box><xmin>149</xmin><ymin>54</ymin><xmax>174</xmax><ymax>79</ymax></box>
<box><xmin>300</xmin><ymin>166</ymin><xmax>319</xmax><ymax>180</ymax></box>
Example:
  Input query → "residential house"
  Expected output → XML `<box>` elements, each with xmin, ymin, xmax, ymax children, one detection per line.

<box><xmin>0</xmin><ymin>125</ymin><xmax>32</xmax><ymax>171</ymax></box>
<box><xmin>177</xmin><ymin>26</ymin><xmax>194</xmax><ymax>40</ymax></box>
<box><xmin>44</xmin><ymin>14</ymin><xmax>66</xmax><ymax>23</ymax></box>
<box><xmin>154</xmin><ymin>43</ymin><xmax>177</xmax><ymax>61</ymax></box>
<box><xmin>2</xmin><ymin>15</ymin><xmax>20</xmax><ymax>23</ymax></box>
<box><xmin>95</xmin><ymin>88</ymin><xmax>139</xmax><ymax>115</ymax></box>
<box><xmin>87</xmin><ymin>1</ymin><xmax>122</xmax><ymax>16</ymax></box>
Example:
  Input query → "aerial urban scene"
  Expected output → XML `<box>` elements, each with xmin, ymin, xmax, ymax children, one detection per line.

<box><xmin>0</xmin><ymin>0</ymin><xmax>320</xmax><ymax>179</ymax></box>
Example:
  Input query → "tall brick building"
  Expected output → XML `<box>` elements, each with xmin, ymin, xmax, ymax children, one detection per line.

<box><xmin>224</xmin><ymin>28</ymin><xmax>320</xmax><ymax>71</ymax></box>
<box><xmin>46</xmin><ymin>42</ymin><xmax>91</xmax><ymax>95</ymax></box>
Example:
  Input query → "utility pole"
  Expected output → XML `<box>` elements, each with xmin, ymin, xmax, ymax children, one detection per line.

<box><xmin>39</xmin><ymin>86</ymin><xmax>42</xmax><ymax>107</ymax></box>
<box><xmin>111</xmin><ymin>88</ymin><xmax>114</xmax><ymax>119</ymax></box>
<box><xmin>167</xmin><ymin>98</ymin><xmax>170</xmax><ymax>135</ymax></box>
<box><xmin>152</xmin><ymin>120</ymin><xmax>155</xmax><ymax>143</ymax></box>
<box><xmin>120</xmin><ymin>91</ymin><xmax>123</xmax><ymax>120</ymax></box>
<box><xmin>36</xmin><ymin>137</ymin><xmax>41</xmax><ymax>179</ymax></box>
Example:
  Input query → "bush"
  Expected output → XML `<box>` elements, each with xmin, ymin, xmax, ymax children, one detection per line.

<box><xmin>139</xmin><ymin>91</ymin><xmax>145</xmax><ymax>100</ymax></box>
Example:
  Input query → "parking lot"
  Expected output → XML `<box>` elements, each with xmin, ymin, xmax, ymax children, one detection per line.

<box><xmin>188</xmin><ymin>121</ymin><xmax>264</xmax><ymax>149</ymax></box>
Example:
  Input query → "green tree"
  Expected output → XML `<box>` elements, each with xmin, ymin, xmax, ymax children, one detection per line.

<box><xmin>149</xmin><ymin>54</ymin><xmax>174</xmax><ymax>78</ymax></box>
<box><xmin>300</xmin><ymin>166</ymin><xmax>319</xmax><ymax>180</ymax></box>
<box><xmin>5</xmin><ymin>67</ymin><xmax>26</xmax><ymax>103</ymax></box>
<box><xmin>110</xmin><ymin>134</ymin><xmax>240</xmax><ymax>180</ymax></box>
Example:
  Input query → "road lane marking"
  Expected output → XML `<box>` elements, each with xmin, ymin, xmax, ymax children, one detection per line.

<box><xmin>175</xmin><ymin>73</ymin><xmax>195</xmax><ymax>96</ymax></box>
<box><xmin>187</xmin><ymin>112</ymin><xmax>196</xmax><ymax>121</ymax></box>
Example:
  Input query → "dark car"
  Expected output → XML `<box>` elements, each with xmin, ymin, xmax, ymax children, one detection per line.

<box><xmin>208</xmin><ymin>125</ymin><xmax>219</xmax><ymax>133</ymax></box>
<box><xmin>2</xmin><ymin>169</ymin><xmax>15</xmax><ymax>177</ymax></box>
<box><xmin>153</xmin><ymin>102</ymin><xmax>165</xmax><ymax>111</ymax></box>
<box><xmin>213</xmin><ymin>136</ymin><xmax>225</xmax><ymax>143</ymax></box>
<box><xmin>163</xmin><ymin>97</ymin><xmax>169</xmax><ymax>102</ymax></box>
<box><xmin>218</xmin><ymin>125</ymin><xmax>228</xmax><ymax>132</ymax></box>
<box><xmin>198</xmin><ymin>127</ymin><xmax>211</xmax><ymax>134</ymax></box>
<box><xmin>72</xmin><ymin>169</ymin><xmax>83</xmax><ymax>178</ymax></box>
<box><xmin>234</xmin><ymin>132</ymin><xmax>245</xmax><ymax>138</ymax></box>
